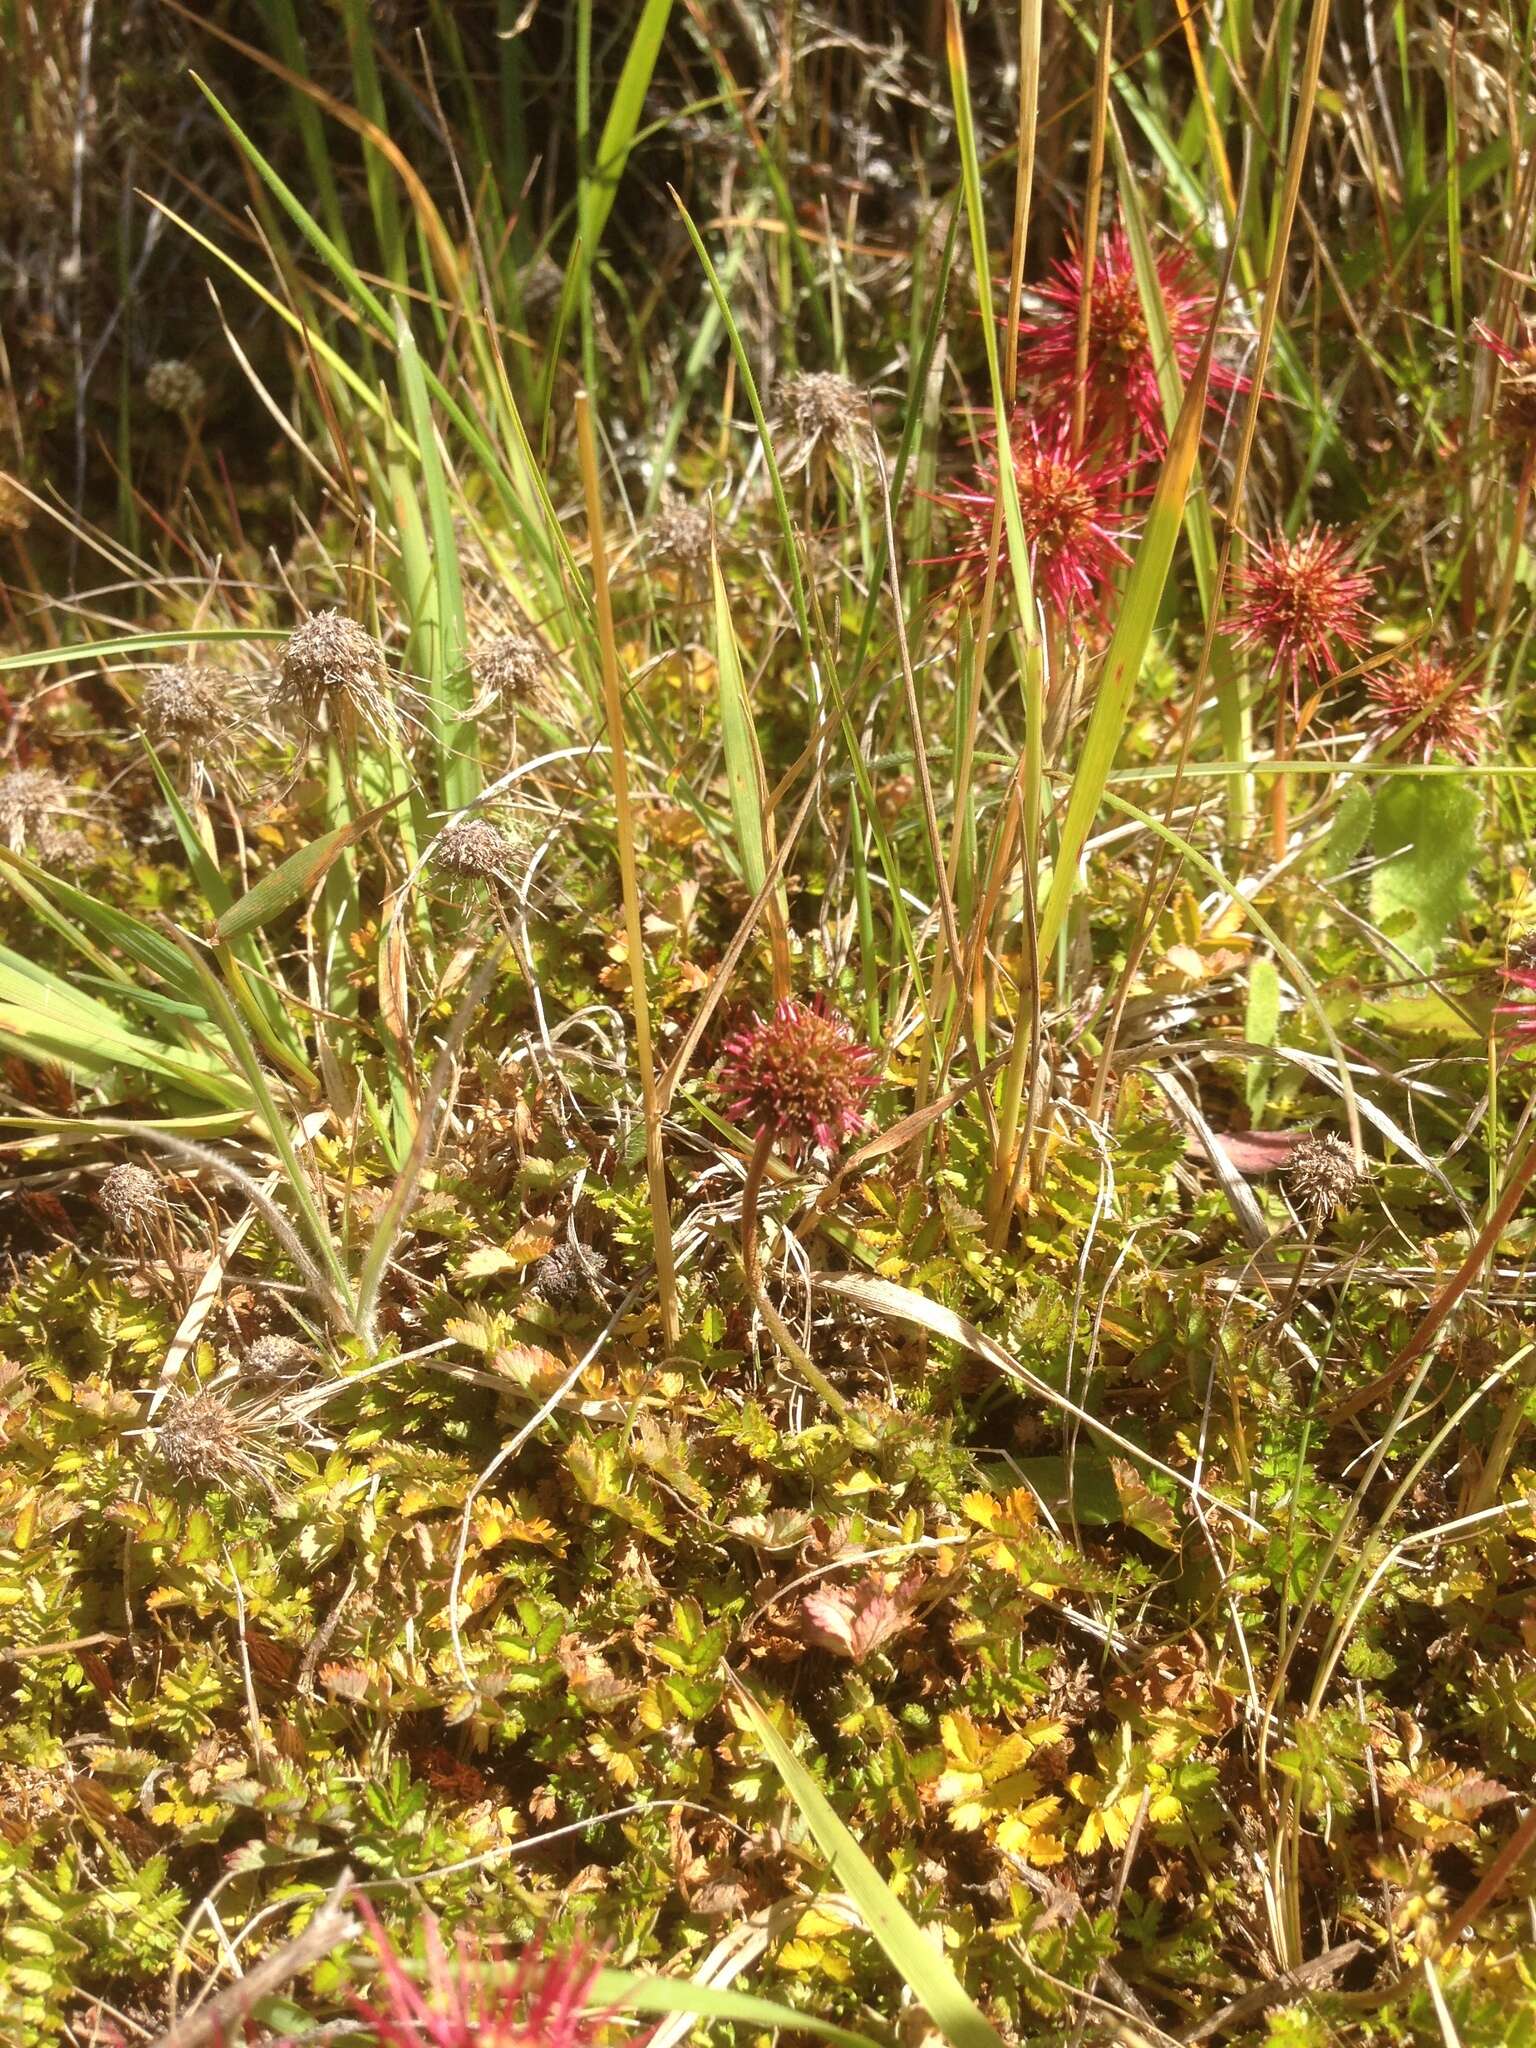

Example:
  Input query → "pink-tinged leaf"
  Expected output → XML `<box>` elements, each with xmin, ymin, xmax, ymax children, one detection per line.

<box><xmin>801</xmin><ymin>1571</ymin><xmax>925</xmax><ymax>1661</ymax></box>
<box><xmin>1205</xmin><ymin>1129</ymin><xmax>1302</xmax><ymax>1176</ymax></box>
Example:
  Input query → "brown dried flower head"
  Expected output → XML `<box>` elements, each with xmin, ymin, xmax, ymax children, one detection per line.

<box><xmin>144</xmin><ymin>358</ymin><xmax>207</xmax><ymax>417</ymax></box>
<box><xmin>0</xmin><ymin>767</ymin><xmax>71</xmax><ymax>857</ymax></box>
<box><xmin>149</xmin><ymin>1387</ymin><xmax>276</xmax><ymax>1492</ymax></box>
<box><xmin>771</xmin><ymin>371</ymin><xmax>867</xmax><ymax>478</ymax></box>
<box><xmin>530</xmin><ymin>1241</ymin><xmax>610</xmax><ymax>1310</ymax></box>
<box><xmin>470</xmin><ymin>633</ymin><xmax>552</xmax><ymax>710</ymax></box>
<box><xmin>1284</xmin><ymin>1132</ymin><xmax>1366</xmax><ymax>1227</ymax></box>
<box><xmin>140</xmin><ymin>664</ymin><xmax>227</xmax><ymax>750</ymax></box>
<box><xmin>0</xmin><ymin>473</ymin><xmax>31</xmax><ymax>534</ymax></box>
<box><xmin>518</xmin><ymin>253</ymin><xmax>564</xmax><ymax>326</ymax></box>
<box><xmin>276</xmin><ymin>609</ymin><xmax>388</xmax><ymax>733</ymax></box>
<box><xmin>244</xmin><ymin>1334</ymin><xmax>311</xmax><ymax>1380</ymax></box>
<box><xmin>648</xmin><ymin>496</ymin><xmax>713</xmax><ymax>570</ymax></box>
<box><xmin>99</xmin><ymin>1163</ymin><xmax>165</xmax><ymax>1233</ymax></box>
<box><xmin>433</xmin><ymin>816</ymin><xmax>525</xmax><ymax>890</ymax></box>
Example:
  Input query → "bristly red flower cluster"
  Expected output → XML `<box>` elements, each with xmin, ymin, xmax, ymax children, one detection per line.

<box><xmin>323</xmin><ymin>1897</ymin><xmax>634</xmax><ymax>2048</ymax></box>
<box><xmin>719</xmin><ymin>997</ymin><xmax>879</xmax><ymax>1162</ymax></box>
<box><xmin>1016</xmin><ymin>226</ymin><xmax>1244</xmax><ymax>452</ymax></box>
<box><xmin>1497</xmin><ymin>964</ymin><xmax>1536</xmax><ymax>1052</ymax></box>
<box><xmin>1473</xmin><ymin>316</ymin><xmax>1536</xmax><ymax>440</ymax></box>
<box><xmin>936</xmin><ymin>411</ymin><xmax>1131</xmax><ymax>618</ymax></box>
<box><xmin>1228</xmin><ymin>524</ymin><xmax>1375</xmax><ymax>693</ymax></box>
<box><xmin>1363</xmin><ymin>652</ymin><xmax>1485</xmax><ymax>763</ymax></box>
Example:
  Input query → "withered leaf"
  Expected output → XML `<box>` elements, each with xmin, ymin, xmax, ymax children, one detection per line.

<box><xmin>801</xmin><ymin>1569</ymin><xmax>925</xmax><ymax>1661</ymax></box>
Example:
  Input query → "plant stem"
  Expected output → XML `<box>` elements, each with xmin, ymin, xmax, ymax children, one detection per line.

<box><xmin>740</xmin><ymin>1127</ymin><xmax>849</xmax><ymax>1417</ymax></box>
<box><xmin>575</xmin><ymin>389</ymin><xmax>680</xmax><ymax>1349</ymax></box>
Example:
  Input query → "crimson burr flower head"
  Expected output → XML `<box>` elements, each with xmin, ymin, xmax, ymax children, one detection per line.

<box><xmin>1017</xmin><ymin>226</ymin><xmax>1243</xmax><ymax>451</ymax></box>
<box><xmin>1473</xmin><ymin>316</ymin><xmax>1536</xmax><ymax>439</ymax></box>
<box><xmin>1363</xmin><ymin>652</ymin><xmax>1485</xmax><ymax>763</ymax></box>
<box><xmin>719</xmin><ymin>997</ymin><xmax>879</xmax><ymax>1162</ymax></box>
<box><xmin>1497</xmin><ymin>965</ymin><xmax>1536</xmax><ymax>1052</ymax></box>
<box><xmin>938</xmin><ymin>410</ymin><xmax>1131</xmax><ymax>618</ymax></box>
<box><xmin>337</xmin><ymin>1896</ymin><xmax>632</xmax><ymax>2048</ymax></box>
<box><xmin>1229</xmin><ymin>524</ymin><xmax>1375</xmax><ymax>691</ymax></box>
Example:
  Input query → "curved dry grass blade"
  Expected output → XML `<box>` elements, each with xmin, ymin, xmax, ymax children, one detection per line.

<box><xmin>813</xmin><ymin>1272</ymin><xmax>1266</xmax><ymax>1536</ymax></box>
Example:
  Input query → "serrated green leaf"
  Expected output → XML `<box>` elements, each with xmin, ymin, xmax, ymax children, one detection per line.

<box><xmin>1369</xmin><ymin>775</ymin><xmax>1481</xmax><ymax>969</ymax></box>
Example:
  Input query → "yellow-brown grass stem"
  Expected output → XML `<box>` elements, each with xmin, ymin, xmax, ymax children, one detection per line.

<box><xmin>575</xmin><ymin>390</ymin><xmax>680</xmax><ymax>1349</ymax></box>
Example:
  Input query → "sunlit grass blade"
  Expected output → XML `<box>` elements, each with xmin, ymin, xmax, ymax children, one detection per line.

<box><xmin>1034</xmin><ymin>285</ymin><xmax>1223</xmax><ymax>965</ymax></box>
<box><xmin>1111</xmin><ymin>121</ymin><xmax>1251</xmax><ymax>846</ymax></box>
<box><xmin>394</xmin><ymin>307</ymin><xmax>476</xmax><ymax>808</ymax></box>
<box><xmin>591</xmin><ymin>1969</ymin><xmax>888</xmax><ymax>2048</ymax></box>
<box><xmin>736</xmin><ymin>1685</ymin><xmax>1009</xmax><ymax>2048</ymax></box>
<box><xmin>711</xmin><ymin>542</ymin><xmax>791</xmax><ymax>997</ymax></box>
<box><xmin>214</xmin><ymin>794</ymin><xmax>410</xmax><ymax>944</ymax></box>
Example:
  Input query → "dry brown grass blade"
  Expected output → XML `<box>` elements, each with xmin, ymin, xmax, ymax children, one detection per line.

<box><xmin>151</xmin><ymin>1870</ymin><xmax>355</xmax><ymax>2048</ymax></box>
<box><xmin>161</xmin><ymin>0</ymin><xmax>462</xmax><ymax>291</ymax></box>
<box><xmin>1323</xmin><ymin>1131</ymin><xmax>1536</xmax><ymax>1423</ymax></box>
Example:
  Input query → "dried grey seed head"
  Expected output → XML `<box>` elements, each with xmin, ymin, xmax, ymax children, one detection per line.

<box><xmin>772</xmin><ymin>370</ymin><xmax>866</xmax><ymax>453</ymax></box>
<box><xmin>244</xmin><ymin>1334</ymin><xmax>311</xmax><ymax>1379</ymax></box>
<box><xmin>99</xmin><ymin>1163</ymin><xmax>165</xmax><ymax>1232</ymax></box>
<box><xmin>0</xmin><ymin>768</ymin><xmax>69</xmax><ymax>851</ymax></box>
<box><xmin>150</xmin><ymin>1388</ymin><xmax>270</xmax><ymax>1487</ymax></box>
<box><xmin>0</xmin><ymin>473</ymin><xmax>31</xmax><ymax>533</ymax></box>
<box><xmin>276</xmin><ymin>610</ymin><xmax>386</xmax><ymax>722</ymax></box>
<box><xmin>144</xmin><ymin>358</ymin><xmax>206</xmax><ymax>416</ymax></box>
<box><xmin>140</xmin><ymin>664</ymin><xmax>226</xmax><ymax>747</ymax></box>
<box><xmin>529</xmin><ymin>1241</ymin><xmax>609</xmax><ymax>1309</ymax></box>
<box><xmin>433</xmin><ymin>817</ymin><xmax>524</xmax><ymax>888</ymax></box>
<box><xmin>470</xmin><ymin>634</ymin><xmax>549</xmax><ymax>705</ymax></box>
<box><xmin>648</xmin><ymin>497</ymin><xmax>713</xmax><ymax>569</ymax></box>
<box><xmin>1284</xmin><ymin>1132</ymin><xmax>1365</xmax><ymax>1227</ymax></box>
<box><xmin>518</xmin><ymin>254</ymin><xmax>564</xmax><ymax>323</ymax></box>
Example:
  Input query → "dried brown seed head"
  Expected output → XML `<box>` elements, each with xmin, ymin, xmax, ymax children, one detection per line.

<box><xmin>150</xmin><ymin>1387</ymin><xmax>273</xmax><ymax>1490</ymax></box>
<box><xmin>470</xmin><ymin>634</ymin><xmax>550</xmax><ymax>706</ymax></box>
<box><xmin>773</xmin><ymin>371</ymin><xmax>865</xmax><ymax>451</ymax></box>
<box><xmin>244</xmin><ymin>1334</ymin><xmax>311</xmax><ymax>1379</ymax></box>
<box><xmin>433</xmin><ymin>817</ymin><xmax>524</xmax><ymax>889</ymax></box>
<box><xmin>529</xmin><ymin>1241</ymin><xmax>609</xmax><ymax>1309</ymax></box>
<box><xmin>140</xmin><ymin>664</ymin><xmax>227</xmax><ymax>748</ymax></box>
<box><xmin>648</xmin><ymin>496</ymin><xmax>713</xmax><ymax>569</ymax></box>
<box><xmin>1284</xmin><ymin>1132</ymin><xmax>1366</xmax><ymax>1227</ymax></box>
<box><xmin>144</xmin><ymin>358</ymin><xmax>206</xmax><ymax>416</ymax></box>
<box><xmin>0</xmin><ymin>473</ymin><xmax>31</xmax><ymax>533</ymax></box>
<box><xmin>99</xmin><ymin>1163</ymin><xmax>165</xmax><ymax>1232</ymax></box>
<box><xmin>276</xmin><ymin>610</ymin><xmax>387</xmax><ymax>731</ymax></box>
<box><xmin>0</xmin><ymin>768</ymin><xmax>69</xmax><ymax>852</ymax></box>
<box><xmin>518</xmin><ymin>253</ymin><xmax>564</xmax><ymax>324</ymax></box>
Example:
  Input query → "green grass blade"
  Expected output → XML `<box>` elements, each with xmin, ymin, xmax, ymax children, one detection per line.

<box><xmin>711</xmin><ymin>543</ymin><xmax>789</xmax><ymax>986</ymax></box>
<box><xmin>1035</xmin><ymin>301</ymin><xmax>1219</xmax><ymax>964</ymax></box>
<box><xmin>1111</xmin><ymin>120</ymin><xmax>1250</xmax><ymax>843</ymax></box>
<box><xmin>0</xmin><ymin>630</ymin><xmax>283</xmax><ymax>677</ymax></box>
<box><xmin>214</xmin><ymin>795</ymin><xmax>410</xmax><ymax>944</ymax></box>
<box><xmin>165</xmin><ymin>935</ymin><xmax>358</xmax><ymax>1324</ymax></box>
<box><xmin>737</xmin><ymin>1687</ymin><xmax>1009</xmax><ymax>2048</ymax></box>
<box><xmin>394</xmin><ymin>307</ymin><xmax>476</xmax><ymax>808</ymax></box>
<box><xmin>590</xmin><ymin>1969</ymin><xmax>889</xmax><ymax>2048</ymax></box>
